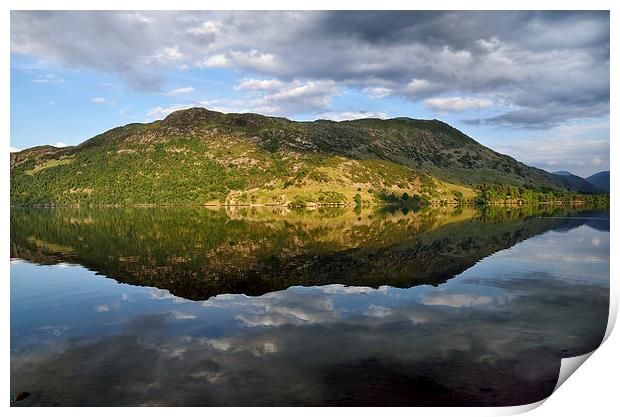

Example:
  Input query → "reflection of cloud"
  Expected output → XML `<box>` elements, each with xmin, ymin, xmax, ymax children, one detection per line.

<box><xmin>95</xmin><ymin>293</ymin><xmax>130</xmax><ymax>312</ymax></box>
<box><xmin>95</xmin><ymin>300</ymin><xmax>120</xmax><ymax>312</ymax></box>
<box><xmin>15</xmin><ymin>267</ymin><xmax>609</xmax><ymax>406</ymax></box>
<box><xmin>198</xmin><ymin>338</ymin><xmax>232</xmax><ymax>352</ymax></box>
<box><xmin>170</xmin><ymin>310</ymin><xmax>197</xmax><ymax>320</ymax></box>
<box><xmin>37</xmin><ymin>325</ymin><xmax>68</xmax><ymax>337</ymax></box>
<box><xmin>405</xmin><ymin>311</ymin><xmax>431</xmax><ymax>325</ymax></box>
<box><xmin>150</xmin><ymin>289</ymin><xmax>189</xmax><ymax>303</ymax></box>
<box><xmin>10</xmin><ymin>221</ymin><xmax>610</xmax><ymax>406</ymax></box>
<box><xmin>168</xmin><ymin>347</ymin><xmax>186</xmax><ymax>358</ymax></box>
<box><xmin>422</xmin><ymin>293</ymin><xmax>493</xmax><ymax>308</ymax></box>
<box><xmin>319</xmin><ymin>284</ymin><xmax>388</xmax><ymax>295</ymax></box>
<box><xmin>480</xmin><ymin>227</ymin><xmax>610</xmax><ymax>282</ymax></box>
<box><xmin>364</xmin><ymin>305</ymin><xmax>393</xmax><ymax>318</ymax></box>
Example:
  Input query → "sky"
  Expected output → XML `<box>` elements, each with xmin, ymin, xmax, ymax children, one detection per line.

<box><xmin>10</xmin><ymin>11</ymin><xmax>610</xmax><ymax>177</ymax></box>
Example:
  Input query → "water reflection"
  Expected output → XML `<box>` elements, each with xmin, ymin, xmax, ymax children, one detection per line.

<box><xmin>10</xmin><ymin>206</ymin><xmax>609</xmax><ymax>406</ymax></box>
<box><xmin>10</xmin><ymin>205</ymin><xmax>608</xmax><ymax>300</ymax></box>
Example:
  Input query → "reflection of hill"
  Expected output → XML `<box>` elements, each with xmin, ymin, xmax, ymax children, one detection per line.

<box><xmin>10</xmin><ymin>205</ymin><xmax>603</xmax><ymax>300</ymax></box>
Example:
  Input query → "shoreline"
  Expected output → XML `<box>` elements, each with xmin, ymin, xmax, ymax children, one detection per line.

<box><xmin>9</xmin><ymin>200</ymin><xmax>607</xmax><ymax>209</ymax></box>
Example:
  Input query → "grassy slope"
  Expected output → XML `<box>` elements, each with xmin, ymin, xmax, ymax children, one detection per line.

<box><xmin>11</xmin><ymin>107</ymin><xmax>570</xmax><ymax>206</ymax></box>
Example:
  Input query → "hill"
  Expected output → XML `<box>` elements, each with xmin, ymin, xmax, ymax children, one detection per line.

<box><xmin>10</xmin><ymin>107</ymin><xmax>594</xmax><ymax>207</ymax></box>
<box><xmin>551</xmin><ymin>171</ymin><xmax>603</xmax><ymax>194</ymax></box>
<box><xmin>586</xmin><ymin>171</ymin><xmax>610</xmax><ymax>193</ymax></box>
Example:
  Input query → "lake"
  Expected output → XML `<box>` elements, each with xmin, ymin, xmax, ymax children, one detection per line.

<box><xmin>10</xmin><ymin>205</ymin><xmax>610</xmax><ymax>406</ymax></box>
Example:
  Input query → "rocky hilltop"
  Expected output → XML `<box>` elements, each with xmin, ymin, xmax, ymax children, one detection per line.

<box><xmin>10</xmin><ymin>107</ymin><xmax>591</xmax><ymax>206</ymax></box>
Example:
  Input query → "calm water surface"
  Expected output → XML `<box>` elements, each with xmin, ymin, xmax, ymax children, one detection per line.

<box><xmin>10</xmin><ymin>206</ymin><xmax>609</xmax><ymax>406</ymax></box>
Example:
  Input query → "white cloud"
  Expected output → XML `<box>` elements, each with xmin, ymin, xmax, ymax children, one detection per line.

<box><xmin>147</xmin><ymin>45</ymin><xmax>183</xmax><ymax>64</ymax></box>
<box><xmin>196</xmin><ymin>99</ymin><xmax>250</xmax><ymax>114</ymax></box>
<box><xmin>32</xmin><ymin>73</ymin><xmax>64</xmax><ymax>84</ymax></box>
<box><xmin>404</xmin><ymin>79</ymin><xmax>442</xmax><ymax>98</ymax></box>
<box><xmin>147</xmin><ymin>104</ymin><xmax>193</xmax><ymax>119</ymax></box>
<box><xmin>235</xmin><ymin>78</ymin><xmax>284</xmax><ymax>91</ymax></box>
<box><xmin>363</xmin><ymin>86</ymin><xmax>392</xmax><ymax>99</ymax></box>
<box><xmin>167</xmin><ymin>86</ymin><xmax>195</xmax><ymax>96</ymax></box>
<box><xmin>10</xmin><ymin>146</ymin><xmax>21</xmax><ymax>152</ymax></box>
<box><xmin>197</xmin><ymin>50</ymin><xmax>280</xmax><ymax>73</ymax></box>
<box><xmin>198</xmin><ymin>54</ymin><xmax>228</xmax><ymax>67</ymax></box>
<box><xmin>424</xmin><ymin>96</ymin><xmax>493</xmax><ymax>113</ymax></box>
<box><xmin>186</xmin><ymin>20</ymin><xmax>222</xmax><ymax>36</ymax></box>
<box><xmin>317</xmin><ymin>110</ymin><xmax>388</xmax><ymax>121</ymax></box>
<box><xmin>91</xmin><ymin>97</ymin><xmax>115</xmax><ymax>105</ymax></box>
<box><xmin>254</xmin><ymin>79</ymin><xmax>339</xmax><ymax>115</ymax></box>
<box><xmin>54</xmin><ymin>142</ymin><xmax>69</xmax><ymax>147</ymax></box>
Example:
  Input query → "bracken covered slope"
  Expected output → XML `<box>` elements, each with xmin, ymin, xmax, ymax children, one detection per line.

<box><xmin>10</xmin><ymin>107</ymin><xmax>577</xmax><ymax>206</ymax></box>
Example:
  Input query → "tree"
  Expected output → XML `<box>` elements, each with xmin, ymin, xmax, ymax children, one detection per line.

<box><xmin>354</xmin><ymin>193</ymin><xmax>362</xmax><ymax>206</ymax></box>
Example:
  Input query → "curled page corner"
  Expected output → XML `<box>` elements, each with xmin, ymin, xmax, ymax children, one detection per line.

<box><xmin>501</xmin><ymin>352</ymin><xmax>597</xmax><ymax>416</ymax></box>
<box><xmin>554</xmin><ymin>351</ymin><xmax>595</xmax><ymax>392</ymax></box>
<box><xmin>502</xmin><ymin>398</ymin><xmax>547</xmax><ymax>415</ymax></box>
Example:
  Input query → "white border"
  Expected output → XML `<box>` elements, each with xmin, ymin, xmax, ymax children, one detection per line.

<box><xmin>3</xmin><ymin>2</ymin><xmax>617</xmax><ymax>416</ymax></box>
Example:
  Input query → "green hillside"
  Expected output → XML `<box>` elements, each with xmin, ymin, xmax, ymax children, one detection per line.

<box><xmin>10</xmin><ymin>107</ymin><xmax>581</xmax><ymax>207</ymax></box>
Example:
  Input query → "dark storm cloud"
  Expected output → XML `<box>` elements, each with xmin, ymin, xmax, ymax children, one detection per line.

<box><xmin>317</xmin><ymin>11</ymin><xmax>608</xmax><ymax>51</ymax></box>
<box><xmin>10</xmin><ymin>11</ymin><xmax>609</xmax><ymax>127</ymax></box>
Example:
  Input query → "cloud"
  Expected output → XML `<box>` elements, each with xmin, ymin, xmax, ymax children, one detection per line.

<box><xmin>403</xmin><ymin>79</ymin><xmax>444</xmax><ymax>99</ymax></box>
<box><xmin>147</xmin><ymin>104</ymin><xmax>193</xmax><ymax>119</ymax></box>
<box><xmin>145</xmin><ymin>46</ymin><xmax>183</xmax><ymax>65</ymax></box>
<box><xmin>196</xmin><ymin>50</ymin><xmax>280</xmax><ymax>73</ymax></box>
<box><xmin>424</xmin><ymin>96</ymin><xmax>493</xmax><ymax>113</ymax></box>
<box><xmin>11</xmin><ymin>11</ymin><xmax>609</xmax><ymax>126</ymax></box>
<box><xmin>167</xmin><ymin>86</ymin><xmax>195</xmax><ymax>96</ymax></box>
<box><xmin>10</xmin><ymin>146</ymin><xmax>21</xmax><ymax>152</ymax></box>
<box><xmin>32</xmin><ymin>73</ymin><xmax>64</xmax><ymax>84</ymax></box>
<box><xmin>186</xmin><ymin>20</ymin><xmax>222</xmax><ymax>37</ymax></box>
<box><xmin>317</xmin><ymin>110</ymin><xmax>388</xmax><ymax>121</ymax></box>
<box><xmin>91</xmin><ymin>97</ymin><xmax>115</xmax><ymax>105</ymax></box>
<box><xmin>54</xmin><ymin>142</ymin><xmax>69</xmax><ymax>147</ymax></box>
<box><xmin>363</xmin><ymin>86</ymin><xmax>392</xmax><ymax>99</ymax></box>
<box><xmin>234</xmin><ymin>78</ymin><xmax>340</xmax><ymax>115</ymax></box>
<box><xmin>492</xmin><ymin>122</ymin><xmax>610</xmax><ymax>177</ymax></box>
<box><xmin>235</xmin><ymin>78</ymin><xmax>284</xmax><ymax>91</ymax></box>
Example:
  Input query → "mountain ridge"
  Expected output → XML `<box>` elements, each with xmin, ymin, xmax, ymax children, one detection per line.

<box><xmin>586</xmin><ymin>170</ymin><xmax>610</xmax><ymax>193</ymax></box>
<box><xmin>550</xmin><ymin>170</ymin><xmax>603</xmax><ymax>194</ymax></box>
<box><xmin>10</xmin><ymin>107</ymin><xmax>602</xmax><ymax>207</ymax></box>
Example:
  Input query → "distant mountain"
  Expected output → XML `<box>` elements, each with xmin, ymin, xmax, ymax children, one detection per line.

<box><xmin>10</xmin><ymin>107</ymin><xmax>596</xmax><ymax>206</ymax></box>
<box><xmin>550</xmin><ymin>171</ymin><xmax>603</xmax><ymax>194</ymax></box>
<box><xmin>586</xmin><ymin>171</ymin><xmax>610</xmax><ymax>193</ymax></box>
